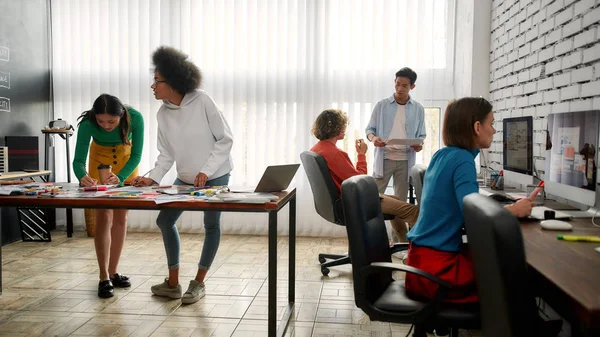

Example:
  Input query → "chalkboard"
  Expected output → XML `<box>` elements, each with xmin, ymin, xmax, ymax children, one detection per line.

<box><xmin>0</xmin><ymin>0</ymin><xmax>52</xmax><ymax>245</ymax></box>
<box><xmin>0</xmin><ymin>0</ymin><xmax>52</xmax><ymax>164</ymax></box>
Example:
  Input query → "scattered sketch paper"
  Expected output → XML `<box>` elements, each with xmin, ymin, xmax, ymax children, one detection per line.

<box><xmin>214</xmin><ymin>192</ymin><xmax>279</xmax><ymax>203</ymax></box>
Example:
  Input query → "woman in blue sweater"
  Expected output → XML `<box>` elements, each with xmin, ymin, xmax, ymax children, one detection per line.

<box><xmin>405</xmin><ymin>97</ymin><xmax>533</xmax><ymax>303</ymax></box>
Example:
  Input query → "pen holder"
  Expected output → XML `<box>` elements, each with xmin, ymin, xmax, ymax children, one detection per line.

<box><xmin>526</xmin><ymin>184</ymin><xmax>545</xmax><ymax>205</ymax></box>
<box><xmin>489</xmin><ymin>171</ymin><xmax>503</xmax><ymax>190</ymax></box>
<box><xmin>482</xmin><ymin>168</ymin><xmax>495</xmax><ymax>187</ymax></box>
<box><xmin>97</xmin><ymin>164</ymin><xmax>112</xmax><ymax>184</ymax></box>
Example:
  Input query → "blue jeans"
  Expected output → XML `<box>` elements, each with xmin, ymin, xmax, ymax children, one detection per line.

<box><xmin>156</xmin><ymin>173</ymin><xmax>230</xmax><ymax>270</ymax></box>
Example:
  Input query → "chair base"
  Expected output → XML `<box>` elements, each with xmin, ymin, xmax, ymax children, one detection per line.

<box><xmin>413</xmin><ymin>324</ymin><xmax>458</xmax><ymax>337</ymax></box>
<box><xmin>317</xmin><ymin>214</ymin><xmax>396</xmax><ymax>276</ymax></box>
<box><xmin>318</xmin><ymin>253</ymin><xmax>351</xmax><ymax>276</ymax></box>
<box><xmin>318</xmin><ymin>240</ymin><xmax>409</xmax><ymax>276</ymax></box>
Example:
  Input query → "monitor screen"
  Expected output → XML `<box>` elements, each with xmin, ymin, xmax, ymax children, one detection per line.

<box><xmin>503</xmin><ymin>116</ymin><xmax>533</xmax><ymax>175</ymax></box>
<box><xmin>545</xmin><ymin>110</ymin><xmax>600</xmax><ymax>207</ymax></box>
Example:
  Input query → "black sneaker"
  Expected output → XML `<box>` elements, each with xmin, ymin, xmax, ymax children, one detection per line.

<box><xmin>110</xmin><ymin>273</ymin><xmax>131</xmax><ymax>288</ymax></box>
<box><xmin>98</xmin><ymin>280</ymin><xmax>114</xmax><ymax>298</ymax></box>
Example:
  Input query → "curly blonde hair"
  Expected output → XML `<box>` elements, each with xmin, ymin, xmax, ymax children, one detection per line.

<box><xmin>311</xmin><ymin>109</ymin><xmax>349</xmax><ymax>140</ymax></box>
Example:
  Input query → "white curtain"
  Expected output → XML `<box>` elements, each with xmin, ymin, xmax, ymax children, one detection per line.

<box><xmin>51</xmin><ymin>0</ymin><xmax>455</xmax><ymax>237</ymax></box>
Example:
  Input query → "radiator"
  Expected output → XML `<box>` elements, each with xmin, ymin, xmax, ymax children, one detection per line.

<box><xmin>0</xmin><ymin>146</ymin><xmax>7</xmax><ymax>173</ymax></box>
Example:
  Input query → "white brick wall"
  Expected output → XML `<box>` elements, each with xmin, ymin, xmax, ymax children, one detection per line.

<box><xmin>489</xmin><ymin>0</ymin><xmax>600</xmax><ymax>182</ymax></box>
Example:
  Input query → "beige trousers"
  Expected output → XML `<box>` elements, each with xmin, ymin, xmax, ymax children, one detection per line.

<box><xmin>380</xmin><ymin>193</ymin><xmax>419</xmax><ymax>242</ymax></box>
<box><xmin>375</xmin><ymin>159</ymin><xmax>410</xmax><ymax>201</ymax></box>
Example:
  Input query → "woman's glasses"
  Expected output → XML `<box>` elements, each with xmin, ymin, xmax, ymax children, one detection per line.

<box><xmin>153</xmin><ymin>79</ymin><xmax>168</xmax><ymax>85</ymax></box>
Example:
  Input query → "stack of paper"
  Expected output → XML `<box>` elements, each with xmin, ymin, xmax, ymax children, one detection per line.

<box><xmin>385</xmin><ymin>138</ymin><xmax>424</xmax><ymax>146</ymax></box>
<box><xmin>209</xmin><ymin>192</ymin><xmax>279</xmax><ymax>203</ymax></box>
<box><xmin>0</xmin><ymin>186</ymin><xmax>26</xmax><ymax>195</ymax></box>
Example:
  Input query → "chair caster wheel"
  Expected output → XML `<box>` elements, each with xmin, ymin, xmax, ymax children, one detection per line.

<box><xmin>321</xmin><ymin>267</ymin><xmax>330</xmax><ymax>276</ymax></box>
<box><xmin>318</xmin><ymin>256</ymin><xmax>326</xmax><ymax>264</ymax></box>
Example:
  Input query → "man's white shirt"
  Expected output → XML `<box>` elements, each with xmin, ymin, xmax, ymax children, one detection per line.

<box><xmin>385</xmin><ymin>104</ymin><xmax>408</xmax><ymax>160</ymax></box>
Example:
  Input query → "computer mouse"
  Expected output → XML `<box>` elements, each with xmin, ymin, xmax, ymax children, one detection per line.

<box><xmin>595</xmin><ymin>247</ymin><xmax>600</xmax><ymax>255</ymax></box>
<box><xmin>540</xmin><ymin>219</ymin><xmax>573</xmax><ymax>231</ymax></box>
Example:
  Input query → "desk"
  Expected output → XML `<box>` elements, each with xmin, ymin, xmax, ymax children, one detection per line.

<box><xmin>0</xmin><ymin>189</ymin><xmax>297</xmax><ymax>337</ymax></box>
<box><xmin>480</xmin><ymin>188</ymin><xmax>600</xmax><ymax>335</ymax></box>
<box><xmin>521</xmin><ymin>217</ymin><xmax>600</xmax><ymax>337</ymax></box>
<box><xmin>0</xmin><ymin>170</ymin><xmax>56</xmax><ymax>243</ymax></box>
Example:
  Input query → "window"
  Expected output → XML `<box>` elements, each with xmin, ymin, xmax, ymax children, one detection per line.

<box><xmin>415</xmin><ymin>107</ymin><xmax>442</xmax><ymax>166</ymax></box>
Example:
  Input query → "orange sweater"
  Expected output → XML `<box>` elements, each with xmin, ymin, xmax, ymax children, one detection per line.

<box><xmin>310</xmin><ymin>140</ymin><xmax>367</xmax><ymax>193</ymax></box>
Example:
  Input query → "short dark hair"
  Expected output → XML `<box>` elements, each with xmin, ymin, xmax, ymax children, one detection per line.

<box><xmin>77</xmin><ymin>94</ymin><xmax>131</xmax><ymax>145</ymax></box>
<box><xmin>395</xmin><ymin>67</ymin><xmax>417</xmax><ymax>85</ymax></box>
<box><xmin>311</xmin><ymin>109</ymin><xmax>349</xmax><ymax>140</ymax></box>
<box><xmin>152</xmin><ymin>46</ymin><xmax>202</xmax><ymax>94</ymax></box>
<box><xmin>442</xmin><ymin>97</ymin><xmax>493</xmax><ymax>149</ymax></box>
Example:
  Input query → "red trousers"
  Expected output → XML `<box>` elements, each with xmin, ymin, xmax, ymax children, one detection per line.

<box><xmin>405</xmin><ymin>243</ymin><xmax>478</xmax><ymax>304</ymax></box>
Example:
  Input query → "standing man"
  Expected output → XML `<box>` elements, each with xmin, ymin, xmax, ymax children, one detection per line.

<box><xmin>366</xmin><ymin>67</ymin><xmax>426</xmax><ymax>201</ymax></box>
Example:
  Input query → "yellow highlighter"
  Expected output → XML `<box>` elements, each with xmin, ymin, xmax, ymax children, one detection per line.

<box><xmin>557</xmin><ymin>235</ymin><xmax>600</xmax><ymax>243</ymax></box>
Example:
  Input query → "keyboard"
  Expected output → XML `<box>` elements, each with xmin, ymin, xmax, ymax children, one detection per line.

<box><xmin>530</xmin><ymin>206</ymin><xmax>572</xmax><ymax>220</ymax></box>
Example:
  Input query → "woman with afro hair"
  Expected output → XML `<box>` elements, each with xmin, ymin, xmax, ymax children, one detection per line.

<box><xmin>134</xmin><ymin>46</ymin><xmax>234</xmax><ymax>304</ymax></box>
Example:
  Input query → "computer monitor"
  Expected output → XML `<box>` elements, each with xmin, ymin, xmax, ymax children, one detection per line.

<box><xmin>503</xmin><ymin>117</ymin><xmax>534</xmax><ymax>186</ymax></box>
<box><xmin>545</xmin><ymin>110</ymin><xmax>600</xmax><ymax>208</ymax></box>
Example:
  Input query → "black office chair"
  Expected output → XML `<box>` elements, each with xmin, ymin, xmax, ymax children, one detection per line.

<box><xmin>341</xmin><ymin>175</ymin><xmax>480</xmax><ymax>337</ymax></box>
<box><xmin>409</xmin><ymin>164</ymin><xmax>427</xmax><ymax>205</ymax></box>
<box><xmin>300</xmin><ymin>151</ymin><xmax>397</xmax><ymax>276</ymax></box>
<box><xmin>463</xmin><ymin>194</ymin><xmax>562</xmax><ymax>337</ymax></box>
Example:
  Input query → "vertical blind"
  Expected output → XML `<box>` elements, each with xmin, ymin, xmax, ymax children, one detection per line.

<box><xmin>51</xmin><ymin>0</ymin><xmax>455</xmax><ymax>236</ymax></box>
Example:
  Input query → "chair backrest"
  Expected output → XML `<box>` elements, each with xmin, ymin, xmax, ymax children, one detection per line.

<box><xmin>300</xmin><ymin>151</ymin><xmax>344</xmax><ymax>224</ymax></box>
<box><xmin>463</xmin><ymin>193</ymin><xmax>539</xmax><ymax>337</ymax></box>
<box><xmin>341</xmin><ymin>175</ymin><xmax>393</xmax><ymax>306</ymax></box>
<box><xmin>410</xmin><ymin>164</ymin><xmax>427</xmax><ymax>204</ymax></box>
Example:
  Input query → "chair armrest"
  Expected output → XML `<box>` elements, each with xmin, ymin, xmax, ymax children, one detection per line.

<box><xmin>390</xmin><ymin>243</ymin><xmax>409</xmax><ymax>254</ymax></box>
<box><xmin>361</xmin><ymin>262</ymin><xmax>452</xmax><ymax>289</ymax></box>
<box><xmin>359</xmin><ymin>262</ymin><xmax>451</xmax><ymax>322</ymax></box>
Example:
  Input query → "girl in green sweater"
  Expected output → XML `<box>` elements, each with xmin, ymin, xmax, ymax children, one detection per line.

<box><xmin>73</xmin><ymin>94</ymin><xmax>144</xmax><ymax>298</ymax></box>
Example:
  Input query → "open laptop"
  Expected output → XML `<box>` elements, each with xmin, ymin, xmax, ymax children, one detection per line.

<box><xmin>253</xmin><ymin>164</ymin><xmax>300</xmax><ymax>192</ymax></box>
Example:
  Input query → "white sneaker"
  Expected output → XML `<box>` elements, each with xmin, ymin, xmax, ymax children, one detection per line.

<box><xmin>181</xmin><ymin>280</ymin><xmax>205</xmax><ymax>304</ymax></box>
<box><xmin>151</xmin><ymin>278</ymin><xmax>182</xmax><ymax>299</ymax></box>
<box><xmin>393</xmin><ymin>250</ymin><xmax>408</xmax><ymax>263</ymax></box>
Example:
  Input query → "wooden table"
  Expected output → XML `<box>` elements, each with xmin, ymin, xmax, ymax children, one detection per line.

<box><xmin>0</xmin><ymin>170</ymin><xmax>54</xmax><ymax>268</ymax></box>
<box><xmin>521</xmin><ymin>217</ymin><xmax>600</xmax><ymax>337</ymax></box>
<box><xmin>0</xmin><ymin>189</ymin><xmax>297</xmax><ymax>337</ymax></box>
<box><xmin>0</xmin><ymin>170</ymin><xmax>52</xmax><ymax>181</ymax></box>
<box><xmin>2</xmin><ymin>171</ymin><xmax>77</xmax><ymax>241</ymax></box>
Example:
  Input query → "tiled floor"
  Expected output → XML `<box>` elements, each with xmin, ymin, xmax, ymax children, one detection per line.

<box><xmin>0</xmin><ymin>232</ymin><xmax>481</xmax><ymax>337</ymax></box>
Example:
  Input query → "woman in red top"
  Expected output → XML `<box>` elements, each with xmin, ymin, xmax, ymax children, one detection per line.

<box><xmin>310</xmin><ymin>109</ymin><xmax>419</xmax><ymax>240</ymax></box>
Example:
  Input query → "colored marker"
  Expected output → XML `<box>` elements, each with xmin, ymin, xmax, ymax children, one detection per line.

<box><xmin>83</xmin><ymin>186</ymin><xmax>107</xmax><ymax>192</ymax></box>
<box><xmin>557</xmin><ymin>235</ymin><xmax>600</xmax><ymax>243</ymax></box>
<box><xmin>529</xmin><ymin>181</ymin><xmax>544</xmax><ymax>199</ymax></box>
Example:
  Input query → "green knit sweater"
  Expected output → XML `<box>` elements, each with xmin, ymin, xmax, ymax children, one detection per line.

<box><xmin>72</xmin><ymin>107</ymin><xmax>144</xmax><ymax>182</ymax></box>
